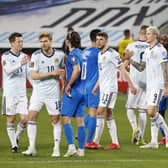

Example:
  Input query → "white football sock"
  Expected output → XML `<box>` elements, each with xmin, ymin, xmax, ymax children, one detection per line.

<box><xmin>106</xmin><ymin>118</ymin><xmax>119</xmax><ymax>144</ymax></box>
<box><xmin>93</xmin><ymin>115</ymin><xmax>104</xmax><ymax>144</ymax></box>
<box><xmin>16</xmin><ymin>122</ymin><xmax>26</xmax><ymax>140</ymax></box>
<box><xmin>7</xmin><ymin>123</ymin><xmax>17</xmax><ymax>148</ymax></box>
<box><xmin>52</xmin><ymin>121</ymin><xmax>62</xmax><ymax>148</ymax></box>
<box><xmin>138</xmin><ymin>110</ymin><xmax>147</xmax><ymax>138</ymax></box>
<box><xmin>127</xmin><ymin>109</ymin><xmax>137</xmax><ymax>131</ymax></box>
<box><xmin>27</xmin><ymin>121</ymin><xmax>37</xmax><ymax>149</ymax></box>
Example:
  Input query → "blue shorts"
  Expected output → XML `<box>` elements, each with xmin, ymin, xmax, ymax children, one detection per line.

<box><xmin>85</xmin><ymin>87</ymin><xmax>99</xmax><ymax>108</ymax></box>
<box><xmin>159</xmin><ymin>96</ymin><xmax>168</xmax><ymax>112</ymax></box>
<box><xmin>61</xmin><ymin>88</ymin><xmax>86</xmax><ymax>117</ymax></box>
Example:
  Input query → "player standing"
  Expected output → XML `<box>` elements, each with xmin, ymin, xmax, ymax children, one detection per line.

<box><xmin>1</xmin><ymin>32</ymin><xmax>30</xmax><ymax>153</ymax></box>
<box><xmin>61</xmin><ymin>31</ymin><xmax>86</xmax><ymax>157</ymax></box>
<box><xmin>92</xmin><ymin>32</ymin><xmax>137</xmax><ymax>149</ymax></box>
<box><xmin>22</xmin><ymin>32</ymin><xmax>65</xmax><ymax>156</ymax></box>
<box><xmin>124</xmin><ymin>25</ymin><xmax>149</xmax><ymax>145</ymax></box>
<box><xmin>82</xmin><ymin>29</ymin><xmax>101</xmax><ymax>148</ymax></box>
<box><xmin>137</xmin><ymin>27</ymin><xmax>168</xmax><ymax>149</ymax></box>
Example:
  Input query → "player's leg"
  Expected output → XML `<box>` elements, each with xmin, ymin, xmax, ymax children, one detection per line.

<box><xmin>85</xmin><ymin>90</ymin><xmax>99</xmax><ymax>147</ymax></box>
<box><xmin>61</xmin><ymin>92</ymin><xmax>78</xmax><ymax>157</ymax></box>
<box><xmin>47</xmin><ymin>99</ymin><xmax>62</xmax><ymax>157</ymax></box>
<box><xmin>158</xmin><ymin>96</ymin><xmax>166</xmax><ymax>144</ymax></box>
<box><xmin>93</xmin><ymin>106</ymin><xmax>105</xmax><ymax>145</ymax></box>
<box><xmin>16</xmin><ymin>96</ymin><xmax>28</xmax><ymax>143</ymax></box>
<box><xmin>105</xmin><ymin>93</ymin><xmax>120</xmax><ymax>149</ymax></box>
<box><xmin>3</xmin><ymin>96</ymin><xmax>18</xmax><ymax>152</ymax></box>
<box><xmin>140</xmin><ymin>90</ymin><xmax>168</xmax><ymax>148</ymax></box>
<box><xmin>126</xmin><ymin>90</ymin><xmax>139</xmax><ymax>143</ymax></box>
<box><xmin>105</xmin><ymin>108</ymin><xmax>120</xmax><ymax>150</ymax></box>
<box><xmin>75</xmin><ymin>117</ymin><xmax>85</xmax><ymax>156</ymax></box>
<box><xmin>6</xmin><ymin>115</ymin><xmax>18</xmax><ymax>153</ymax></box>
<box><xmin>86</xmin><ymin>107</ymin><xmax>97</xmax><ymax>142</ymax></box>
<box><xmin>136</xmin><ymin>109</ymin><xmax>146</xmax><ymax>145</ymax></box>
<box><xmin>22</xmin><ymin>96</ymin><xmax>42</xmax><ymax>156</ymax></box>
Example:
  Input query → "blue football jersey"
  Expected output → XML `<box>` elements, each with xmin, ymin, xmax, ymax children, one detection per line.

<box><xmin>81</xmin><ymin>47</ymin><xmax>99</xmax><ymax>89</ymax></box>
<box><xmin>65</xmin><ymin>48</ymin><xmax>84</xmax><ymax>91</ymax></box>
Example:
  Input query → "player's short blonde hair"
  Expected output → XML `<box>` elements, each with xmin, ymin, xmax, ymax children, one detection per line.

<box><xmin>147</xmin><ymin>26</ymin><xmax>160</xmax><ymax>38</ymax></box>
<box><xmin>39</xmin><ymin>32</ymin><xmax>52</xmax><ymax>41</ymax></box>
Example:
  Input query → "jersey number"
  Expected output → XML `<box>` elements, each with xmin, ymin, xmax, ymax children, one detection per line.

<box><xmin>81</xmin><ymin>62</ymin><xmax>87</xmax><ymax>80</ymax></box>
<box><xmin>47</xmin><ymin>66</ymin><xmax>55</xmax><ymax>72</ymax></box>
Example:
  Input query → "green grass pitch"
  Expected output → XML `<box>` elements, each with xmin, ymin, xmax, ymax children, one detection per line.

<box><xmin>0</xmin><ymin>89</ymin><xmax>168</xmax><ymax>168</ymax></box>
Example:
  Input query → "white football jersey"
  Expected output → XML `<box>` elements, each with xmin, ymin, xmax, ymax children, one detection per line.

<box><xmin>143</xmin><ymin>43</ymin><xmax>167</xmax><ymax>90</ymax></box>
<box><xmin>1</xmin><ymin>50</ymin><xmax>28</xmax><ymax>97</ymax></box>
<box><xmin>126</xmin><ymin>41</ymin><xmax>149</xmax><ymax>88</ymax></box>
<box><xmin>98</xmin><ymin>47</ymin><xmax>122</xmax><ymax>92</ymax></box>
<box><xmin>29</xmin><ymin>49</ymin><xmax>64</xmax><ymax>99</ymax></box>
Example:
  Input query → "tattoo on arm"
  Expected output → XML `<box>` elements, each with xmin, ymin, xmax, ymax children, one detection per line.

<box><xmin>161</xmin><ymin>62</ymin><xmax>168</xmax><ymax>87</ymax></box>
<box><xmin>130</xmin><ymin>59</ymin><xmax>146</xmax><ymax>72</ymax></box>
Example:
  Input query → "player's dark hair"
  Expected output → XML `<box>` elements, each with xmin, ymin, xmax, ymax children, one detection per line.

<box><xmin>124</xmin><ymin>29</ymin><xmax>130</xmax><ymax>36</ymax></box>
<box><xmin>8</xmin><ymin>32</ymin><xmax>22</xmax><ymax>43</ymax></box>
<box><xmin>96</xmin><ymin>32</ymin><xmax>108</xmax><ymax>40</ymax></box>
<box><xmin>66</xmin><ymin>31</ymin><xmax>81</xmax><ymax>48</ymax></box>
<box><xmin>90</xmin><ymin>29</ymin><xmax>101</xmax><ymax>42</ymax></box>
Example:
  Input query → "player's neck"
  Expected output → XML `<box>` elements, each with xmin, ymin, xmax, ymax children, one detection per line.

<box><xmin>42</xmin><ymin>48</ymin><xmax>53</xmax><ymax>56</ymax></box>
<box><xmin>101</xmin><ymin>45</ymin><xmax>109</xmax><ymax>53</ymax></box>
<box><xmin>10</xmin><ymin>48</ymin><xmax>20</xmax><ymax>55</ymax></box>
<box><xmin>91</xmin><ymin>41</ymin><xmax>96</xmax><ymax>47</ymax></box>
<box><xmin>149</xmin><ymin>39</ymin><xmax>158</xmax><ymax>48</ymax></box>
<box><xmin>139</xmin><ymin>35</ymin><xmax>146</xmax><ymax>42</ymax></box>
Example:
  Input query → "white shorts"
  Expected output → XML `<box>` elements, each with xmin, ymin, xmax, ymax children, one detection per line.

<box><xmin>99</xmin><ymin>92</ymin><xmax>117</xmax><ymax>109</ymax></box>
<box><xmin>126</xmin><ymin>88</ymin><xmax>147</xmax><ymax>109</ymax></box>
<box><xmin>29</xmin><ymin>95</ymin><xmax>60</xmax><ymax>115</ymax></box>
<box><xmin>146</xmin><ymin>89</ymin><xmax>162</xmax><ymax>106</ymax></box>
<box><xmin>2</xmin><ymin>96</ymin><xmax>28</xmax><ymax>116</ymax></box>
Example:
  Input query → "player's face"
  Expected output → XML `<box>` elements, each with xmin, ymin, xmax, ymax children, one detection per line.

<box><xmin>96</xmin><ymin>36</ymin><xmax>107</xmax><ymax>50</ymax></box>
<box><xmin>160</xmin><ymin>35</ymin><xmax>168</xmax><ymax>49</ymax></box>
<box><xmin>146</xmin><ymin>30</ymin><xmax>156</xmax><ymax>44</ymax></box>
<box><xmin>11</xmin><ymin>37</ymin><xmax>23</xmax><ymax>52</ymax></box>
<box><xmin>40</xmin><ymin>37</ymin><xmax>52</xmax><ymax>51</ymax></box>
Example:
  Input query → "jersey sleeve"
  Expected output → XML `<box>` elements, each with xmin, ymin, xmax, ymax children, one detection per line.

<box><xmin>1</xmin><ymin>54</ymin><xmax>21</xmax><ymax>75</ymax></box>
<box><xmin>160</xmin><ymin>47</ymin><xmax>168</xmax><ymax>63</ymax></box>
<box><xmin>70</xmin><ymin>55</ymin><xmax>80</xmax><ymax>67</ymax></box>
<box><xmin>112</xmin><ymin>50</ymin><xmax>122</xmax><ymax>68</ymax></box>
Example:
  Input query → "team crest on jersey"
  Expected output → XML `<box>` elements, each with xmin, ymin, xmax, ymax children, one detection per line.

<box><xmin>150</xmin><ymin>51</ymin><xmax>154</xmax><ymax>56</ymax></box>
<box><xmin>29</xmin><ymin>61</ymin><xmax>34</xmax><ymax>68</ymax></box>
<box><xmin>102</xmin><ymin>56</ymin><xmax>106</xmax><ymax>61</ymax></box>
<box><xmin>41</xmin><ymin>61</ymin><xmax>45</xmax><ymax>64</ymax></box>
<box><xmin>71</xmin><ymin>56</ymin><xmax>76</xmax><ymax>62</ymax></box>
<box><xmin>55</xmin><ymin>58</ymin><xmax>59</xmax><ymax>63</ymax></box>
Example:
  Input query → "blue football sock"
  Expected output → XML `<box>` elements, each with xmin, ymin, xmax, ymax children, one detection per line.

<box><xmin>84</xmin><ymin>114</ymin><xmax>90</xmax><ymax>129</ymax></box>
<box><xmin>78</xmin><ymin>126</ymin><xmax>86</xmax><ymax>149</ymax></box>
<box><xmin>64</xmin><ymin>123</ymin><xmax>74</xmax><ymax>145</ymax></box>
<box><xmin>87</xmin><ymin>117</ymin><xmax>96</xmax><ymax>142</ymax></box>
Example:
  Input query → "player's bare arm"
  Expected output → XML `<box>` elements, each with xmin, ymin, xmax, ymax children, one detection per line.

<box><xmin>65</xmin><ymin>64</ymin><xmax>80</xmax><ymax>96</ymax></box>
<box><xmin>161</xmin><ymin>61</ymin><xmax>168</xmax><ymax>97</ymax></box>
<box><xmin>30</xmin><ymin>68</ymin><xmax>64</xmax><ymax>80</ymax></box>
<box><xmin>119</xmin><ymin>64</ymin><xmax>137</xmax><ymax>95</ymax></box>
<box><xmin>130</xmin><ymin>59</ymin><xmax>146</xmax><ymax>72</ymax></box>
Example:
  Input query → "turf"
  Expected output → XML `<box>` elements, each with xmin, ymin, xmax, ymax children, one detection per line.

<box><xmin>0</xmin><ymin>89</ymin><xmax>168</xmax><ymax>168</ymax></box>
